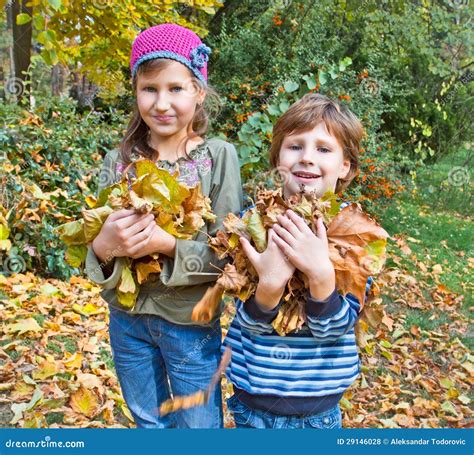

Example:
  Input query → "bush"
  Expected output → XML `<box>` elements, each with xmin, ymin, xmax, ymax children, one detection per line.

<box><xmin>207</xmin><ymin>0</ymin><xmax>473</xmax><ymax>171</ymax></box>
<box><xmin>0</xmin><ymin>97</ymin><xmax>127</xmax><ymax>280</ymax></box>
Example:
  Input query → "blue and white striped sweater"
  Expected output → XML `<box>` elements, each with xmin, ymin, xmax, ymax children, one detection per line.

<box><xmin>223</xmin><ymin>280</ymin><xmax>372</xmax><ymax>398</ymax></box>
<box><xmin>222</xmin><ymin>201</ymin><xmax>373</xmax><ymax>414</ymax></box>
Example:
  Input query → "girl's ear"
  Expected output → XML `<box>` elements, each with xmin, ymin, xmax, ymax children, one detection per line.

<box><xmin>198</xmin><ymin>89</ymin><xmax>206</xmax><ymax>106</ymax></box>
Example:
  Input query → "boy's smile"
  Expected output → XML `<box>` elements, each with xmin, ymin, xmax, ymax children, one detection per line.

<box><xmin>278</xmin><ymin>122</ymin><xmax>351</xmax><ymax>198</ymax></box>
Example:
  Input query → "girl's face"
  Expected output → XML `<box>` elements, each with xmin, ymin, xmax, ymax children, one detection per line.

<box><xmin>278</xmin><ymin>121</ymin><xmax>351</xmax><ymax>198</ymax></box>
<box><xmin>136</xmin><ymin>60</ymin><xmax>204</xmax><ymax>142</ymax></box>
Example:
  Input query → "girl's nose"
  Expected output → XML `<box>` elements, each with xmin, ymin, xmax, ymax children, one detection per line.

<box><xmin>153</xmin><ymin>93</ymin><xmax>171</xmax><ymax>112</ymax></box>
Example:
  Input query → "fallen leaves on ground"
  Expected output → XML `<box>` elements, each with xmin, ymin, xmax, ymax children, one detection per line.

<box><xmin>0</xmin><ymin>273</ymin><xmax>133</xmax><ymax>428</ymax></box>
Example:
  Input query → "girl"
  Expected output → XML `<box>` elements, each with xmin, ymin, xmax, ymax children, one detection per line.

<box><xmin>224</xmin><ymin>93</ymin><xmax>372</xmax><ymax>429</ymax></box>
<box><xmin>85</xmin><ymin>23</ymin><xmax>242</xmax><ymax>428</ymax></box>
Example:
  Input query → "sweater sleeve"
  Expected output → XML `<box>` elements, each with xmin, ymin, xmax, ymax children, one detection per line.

<box><xmin>160</xmin><ymin>141</ymin><xmax>243</xmax><ymax>287</ymax></box>
<box><xmin>305</xmin><ymin>277</ymin><xmax>373</xmax><ymax>342</ymax></box>
<box><xmin>234</xmin><ymin>297</ymin><xmax>281</xmax><ymax>335</ymax></box>
<box><xmin>84</xmin><ymin>150</ymin><xmax>125</xmax><ymax>288</ymax></box>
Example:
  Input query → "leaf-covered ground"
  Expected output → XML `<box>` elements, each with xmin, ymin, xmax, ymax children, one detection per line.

<box><xmin>0</xmin><ymin>184</ymin><xmax>472</xmax><ymax>428</ymax></box>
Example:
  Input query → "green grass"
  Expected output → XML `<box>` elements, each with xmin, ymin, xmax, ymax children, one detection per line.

<box><xmin>98</xmin><ymin>347</ymin><xmax>115</xmax><ymax>370</ymax></box>
<box><xmin>53</xmin><ymin>336</ymin><xmax>77</xmax><ymax>354</ymax></box>
<box><xmin>374</xmin><ymin>149</ymin><xmax>473</xmax><ymax>349</ymax></box>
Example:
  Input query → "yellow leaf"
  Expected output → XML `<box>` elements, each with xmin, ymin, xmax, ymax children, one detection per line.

<box><xmin>63</xmin><ymin>352</ymin><xmax>83</xmax><ymax>370</ymax></box>
<box><xmin>6</xmin><ymin>318</ymin><xmax>43</xmax><ymax>336</ymax></box>
<box><xmin>32</xmin><ymin>361</ymin><xmax>59</xmax><ymax>380</ymax></box>
<box><xmin>439</xmin><ymin>377</ymin><xmax>454</xmax><ymax>389</ymax></box>
<box><xmin>82</xmin><ymin>206</ymin><xmax>114</xmax><ymax>242</ymax></box>
<box><xmin>72</xmin><ymin>303</ymin><xmax>105</xmax><ymax>316</ymax></box>
<box><xmin>85</xmin><ymin>195</ymin><xmax>97</xmax><ymax>208</ymax></box>
<box><xmin>69</xmin><ymin>387</ymin><xmax>101</xmax><ymax>418</ymax></box>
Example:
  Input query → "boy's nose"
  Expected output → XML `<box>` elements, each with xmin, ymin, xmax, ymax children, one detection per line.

<box><xmin>299</xmin><ymin>147</ymin><xmax>315</xmax><ymax>165</ymax></box>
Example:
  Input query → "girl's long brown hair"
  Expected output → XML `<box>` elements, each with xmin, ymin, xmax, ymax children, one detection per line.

<box><xmin>120</xmin><ymin>59</ymin><xmax>221</xmax><ymax>165</ymax></box>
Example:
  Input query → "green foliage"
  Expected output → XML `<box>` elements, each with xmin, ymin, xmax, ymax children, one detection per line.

<box><xmin>208</xmin><ymin>0</ymin><xmax>473</xmax><ymax>170</ymax></box>
<box><xmin>14</xmin><ymin>0</ymin><xmax>223</xmax><ymax>97</ymax></box>
<box><xmin>0</xmin><ymin>97</ymin><xmax>128</xmax><ymax>280</ymax></box>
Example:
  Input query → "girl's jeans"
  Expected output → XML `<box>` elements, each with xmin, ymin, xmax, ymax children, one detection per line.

<box><xmin>108</xmin><ymin>305</ymin><xmax>223</xmax><ymax>428</ymax></box>
<box><xmin>227</xmin><ymin>394</ymin><xmax>342</xmax><ymax>429</ymax></box>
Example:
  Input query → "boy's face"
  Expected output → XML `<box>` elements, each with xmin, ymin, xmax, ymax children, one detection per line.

<box><xmin>278</xmin><ymin>121</ymin><xmax>351</xmax><ymax>198</ymax></box>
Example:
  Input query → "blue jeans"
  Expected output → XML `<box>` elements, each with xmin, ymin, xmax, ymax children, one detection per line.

<box><xmin>227</xmin><ymin>394</ymin><xmax>342</xmax><ymax>429</ymax></box>
<box><xmin>108</xmin><ymin>306</ymin><xmax>223</xmax><ymax>428</ymax></box>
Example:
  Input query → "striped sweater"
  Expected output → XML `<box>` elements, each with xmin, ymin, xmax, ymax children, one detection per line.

<box><xmin>223</xmin><ymin>203</ymin><xmax>373</xmax><ymax>416</ymax></box>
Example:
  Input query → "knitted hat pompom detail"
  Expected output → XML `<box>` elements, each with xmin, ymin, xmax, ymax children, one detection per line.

<box><xmin>130</xmin><ymin>23</ymin><xmax>211</xmax><ymax>84</ymax></box>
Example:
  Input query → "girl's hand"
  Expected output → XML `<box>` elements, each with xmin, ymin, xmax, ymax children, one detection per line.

<box><xmin>92</xmin><ymin>209</ymin><xmax>174</xmax><ymax>263</ymax></box>
<box><xmin>126</xmin><ymin>223</ymin><xmax>176</xmax><ymax>259</ymax></box>
<box><xmin>240</xmin><ymin>230</ymin><xmax>295</xmax><ymax>311</ymax></box>
<box><xmin>272</xmin><ymin>210</ymin><xmax>336</xmax><ymax>300</ymax></box>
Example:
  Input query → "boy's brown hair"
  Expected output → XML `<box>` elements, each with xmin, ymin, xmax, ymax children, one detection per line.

<box><xmin>269</xmin><ymin>93</ymin><xmax>364</xmax><ymax>193</ymax></box>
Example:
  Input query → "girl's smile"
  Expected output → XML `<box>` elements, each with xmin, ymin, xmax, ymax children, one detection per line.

<box><xmin>152</xmin><ymin>115</ymin><xmax>175</xmax><ymax>123</ymax></box>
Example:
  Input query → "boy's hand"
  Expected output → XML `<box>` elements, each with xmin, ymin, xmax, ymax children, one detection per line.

<box><xmin>272</xmin><ymin>209</ymin><xmax>336</xmax><ymax>300</ymax></box>
<box><xmin>240</xmin><ymin>230</ymin><xmax>295</xmax><ymax>311</ymax></box>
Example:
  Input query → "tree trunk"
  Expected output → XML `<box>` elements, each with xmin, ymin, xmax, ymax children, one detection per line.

<box><xmin>11</xmin><ymin>0</ymin><xmax>33</xmax><ymax>102</ymax></box>
<box><xmin>51</xmin><ymin>64</ymin><xmax>65</xmax><ymax>96</ymax></box>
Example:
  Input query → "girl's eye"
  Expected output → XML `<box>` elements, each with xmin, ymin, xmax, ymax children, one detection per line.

<box><xmin>143</xmin><ymin>86</ymin><xmax>156</xmax><ymax>92</ymax></box>
<box><xmin>318</xmin><ymin>147</ymin><xmax>331</xmax><ymax>153</ymax></box>
<box><xmin>171</xmin><ymin>86</ymin><xmax>183</xmax><ymax>93</ymax></box>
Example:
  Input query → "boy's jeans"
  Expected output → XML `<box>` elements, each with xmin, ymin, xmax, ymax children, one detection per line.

<box><xmin>108</xmin><ymin>305</ymin><xmax>223</xmax><ymax>428</ymax></box>
<box><xmin>227</xmin><ymin>394</ymin><xmax>342</xmax><ymax>429</ymax></box>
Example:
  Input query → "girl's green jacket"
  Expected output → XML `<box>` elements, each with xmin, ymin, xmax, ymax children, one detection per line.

<box><xmin>85</xmin><ymin>138</ymin><xmax>243</xmax><ymax>326</ymax></box>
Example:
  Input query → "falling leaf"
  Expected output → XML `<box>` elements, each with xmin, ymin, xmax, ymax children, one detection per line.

<box><xmin>191</xmin><ymin>283</ymin><xmax>225</xmax><ymax>324</ymax></box>
<box><xmin>160</xmin><ymin>348</ymin><xmax>231</xmax><ymax>416</ymax></box>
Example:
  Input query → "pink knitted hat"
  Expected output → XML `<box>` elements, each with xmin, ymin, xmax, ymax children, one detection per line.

<box><xmin>130</xmin><ymin>23</ymin><xmax>211</xmax><ymax>84</ymax></box>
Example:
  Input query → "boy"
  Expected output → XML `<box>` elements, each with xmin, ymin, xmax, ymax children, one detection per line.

<box><xmin>224</xmin><ymin>93</ymin><xmax>371</xmax><ymax>429</ymax></box>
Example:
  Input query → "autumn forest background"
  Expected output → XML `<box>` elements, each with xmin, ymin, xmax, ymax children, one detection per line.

<box><xmin>0</xmin><ymin>0</ymin><xmax>472</xmax><ymax>428</ymax></box>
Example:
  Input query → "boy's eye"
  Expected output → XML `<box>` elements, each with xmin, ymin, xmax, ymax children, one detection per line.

<box><xmin>289</xmin><ymin>144</ymin><xmax>302</xmax><ymax>150</ymax></box>
<box><xmin>143</xmin><ymin>86</ymin><xmax>156</xmax><ymax>92</ymax></box>
<box><xmin>318</xmin><ymin>147</ymin><xmax>331</xmax><ymax>153</ymax></box>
